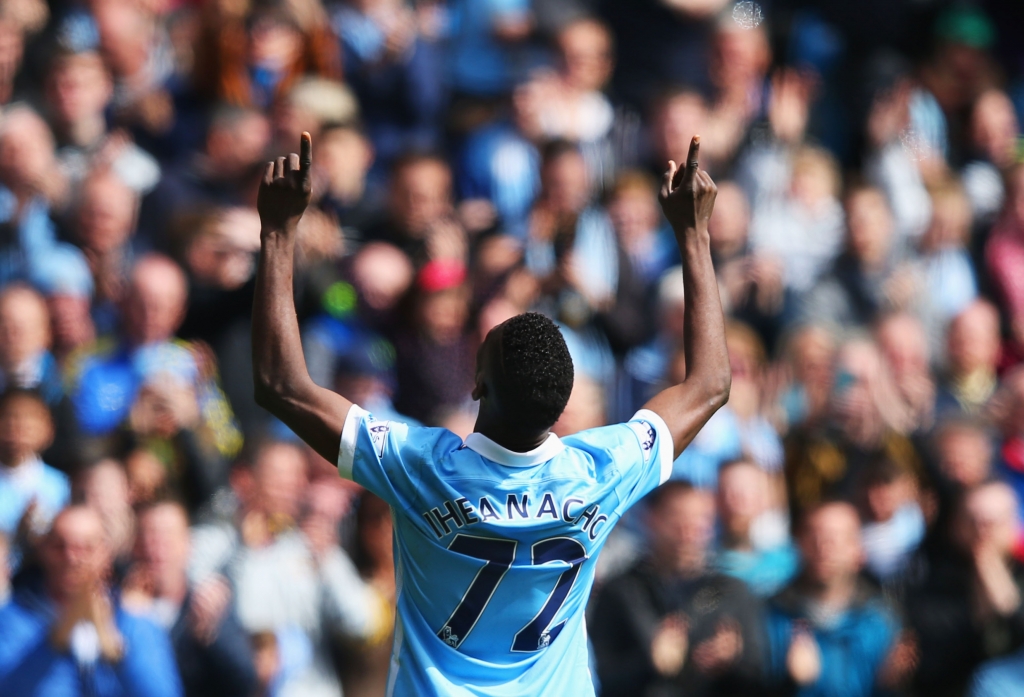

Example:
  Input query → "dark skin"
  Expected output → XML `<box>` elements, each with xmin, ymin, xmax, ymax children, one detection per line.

<box><xmin>253</xmin><ymin>133</ymin><xmax>728</xmax><ymax>463</ymax></box>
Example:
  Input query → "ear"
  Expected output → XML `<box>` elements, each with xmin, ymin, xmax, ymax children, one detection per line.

<box><xmin>472</xmin><ymin>378</ymin><xmax>487</xmax><ymax>402</ymax></box>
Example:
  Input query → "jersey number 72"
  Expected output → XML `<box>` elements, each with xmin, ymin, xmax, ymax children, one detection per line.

<box><xmin>436</xmin><ymin>534</ymin><xmax>588</xmax><ymax>652</ymax></box>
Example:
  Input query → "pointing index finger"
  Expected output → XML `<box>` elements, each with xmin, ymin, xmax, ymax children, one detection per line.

<box><xmin>686</xmin><ymin>134</ymin><xmax>701</xmax><ymax>174</ymax></box>
<box><xmin>300</xmin><ymin>131</ymin><xmax>312</xmax><ymax>172</ymax></box>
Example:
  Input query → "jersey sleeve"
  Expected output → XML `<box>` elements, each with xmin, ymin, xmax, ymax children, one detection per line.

<box><xmin>568</xmin><ymin>408</ymin><xmax>674</xmax><ymax>511</ymax></box>
<box><xmin>337</xmin><ymin>405</ymin><xmax>429</xmax><ymax>508</ymax></box>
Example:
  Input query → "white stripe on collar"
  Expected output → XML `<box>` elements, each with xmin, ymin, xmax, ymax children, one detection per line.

<box><xmin>463</xmin><ymin>432</ymin><xmax>564</xmax><ymax>467</ymax></box>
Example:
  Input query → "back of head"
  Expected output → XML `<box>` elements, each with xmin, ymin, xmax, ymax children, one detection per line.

<box><xmin>492</xmin><ymin>313</ymin><xmax>574</xmax><ymax>432</ymax></box>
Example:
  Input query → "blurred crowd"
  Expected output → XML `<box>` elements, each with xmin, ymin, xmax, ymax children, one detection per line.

<box><xmin>0</xmin><ymin>0</ymin><xmax>1023</xmax><ymax>695</ymax></box>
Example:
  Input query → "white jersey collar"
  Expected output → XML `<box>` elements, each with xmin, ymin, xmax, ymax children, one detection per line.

<box><xmin>463</xmin><ymin>431</ymin><xmax>564</xmax><ymax>467</ymax></box>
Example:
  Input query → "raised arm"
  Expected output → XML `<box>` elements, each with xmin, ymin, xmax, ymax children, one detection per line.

<box><xmin>252</xmin><ymin>133</ymin><xmax>353</xmax><ymax>464</ymax></box>
<box><xmin>643</xmin><ymin>135</ymin><xmax>731</xmax><ymax>459</ymax></box>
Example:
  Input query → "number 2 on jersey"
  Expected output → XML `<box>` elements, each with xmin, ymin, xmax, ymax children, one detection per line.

<box><xmin>436</xmin><ymin>534</ymin><xmax>588</xmax><ymax>652</ymax></box>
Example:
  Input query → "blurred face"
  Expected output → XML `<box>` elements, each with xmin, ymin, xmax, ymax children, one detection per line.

<box><xmin>47</xmin><ymin>294</ymin><xmax>95</xmax><ymax>354</ymax></box>
<box><xmin>43</xmin><ymin>508</ymin><xmax>110</xmax><ymax>601</ymax></box>
<box><xmin>124</xmin><ymin>260</ymin><xmax>187</xmax><ymax>345</ymax></box>
<box><xmin>390</xmin><ymin>161</ymin><xmax>452</xmax><ymax>238</ymax></box>
<box><xmin>418</xmin><ymin>287</ymin><xmax>469</xmax><ymax>342</ymax></box>
<box><xmin>253</xmin><ymin>444</ymin><xmax>307</xmax><ymax>519</ymax></box>
<box><xmin>352</xmin><ymin>242</ymin><xmax>414</xmax><ymax>311</ymax></box>
<box><xmin>971</xmin><ymin>90</ymin><xmax>1019</xmax><ymax>167</ymax></box>
<box><xmin>790</xmin><ymin>157</ymin><xmax>836</xmax><ymax>209</ymax></box>
<box><xmin>186</xmin><ymin>208</ymin><xmax>261</xmax><ymax>290</ymax></box>
<box><xmin>76</xmin><ymin>175</ymin><xmax>137</xmax><ymax>254</ymax></box>
<box><xmin>541</xmin><ymin>151</ymin><xmax>589</xmax><ymax>217</ymax></box>
<box><xmin>78</xmin><ymin>461</ymin><xmax>130</xmax><ymax>522</ymax></box>
<box><xmin>799</xmin><ymin>504</ymin><xmax>863</xmax><ymax>585</ymax></box>
<box><xmin>0</xmin><ymin>395</ymin><xmax>53</xmax><ymax>464</ymax></box>
<box><xmin>136</xmin><ymin>504</ymin><xmax>190</xmax><ymax>587</ymax></box>
<box><xmin>791</xmin><ymin>327</ymin><xmax>835</xmax><ymax>389</ymax></box>
<box><xmin>248</xmin><ymin>17</ymin><xmax>302</xmax><ymax>71</ymax></box>
<box><xmin>47</xmin><ymin>53</ymin><xmax>113</xmax><ymax>126</ymax></box>
<box><xmin>608</xmin><ymin>185</ymin><xmax>660</xmax><ymax>250</ymax></box>
<box><xmin>707</xmin><ymin>183</ymin><xmax>750</xmax><ymax>256</ymax></box>
<box><xmin>876</xmin><ymin>315</ymin><xmax>929</xmax><ymax>378</ymax></box>
<box><xmin>960</xmin><ymin>484</ymin><xmax>1019</xmax><ymax>554</ymax></box>
<box><xmin>947</xmin><ymin>303</ymin><xmax>1000</xmax><ymax>375</ymax></box>
<box><xmin>833</xmin><ymin>342</ymin><xmax>880</xmax><ymax>423</ymax></box>
<box><xmin>717</xmin><ymin>463</ymin><xmax>766</xmax><ymax>538</ymax></box>
<box><xmin>0</xmin><ymin>288</ymin><xmax>50</xmax><ymax>368</ymax></box>
<box><xmin>648</xmin><ymin>488</ymin><xmax>716</xmax><ymax>570</ymax></box>
<box><xmin>846</xmin><ymin>189</ymin><xmax>893</xmax><ymax>265</ymax></box>
<box><xmin>938</xmin><ymin>427</ymin><xmax>992</xmax><ymax>487</ymax></box>
<box><xmin>0</xmin><ymin>110</ymin><xmax>55</xmax><ymax>190</ymax></box>
<box><xmin>318</xmin><ymin>128</ymin><xmax>374</xmax><ymax>197</ymax></box>
<box><xmin>558</xmin><ymin>21</ymin><xmax>613</xmax><ymax>93</ymax></box>
<box><xmin>95</xmin><ymin>1</ymin><xmax>153</xmax><ymax>77</ymax></box>
<box><xmin>712</xmin><ymin>24</ymin><xmax>770</xmax><ymax>85</ymax></box>
<box><xmin>655</xmin><ymin>94</ymin><xmax>707</xmax><ymax>163</ymax></box>
<box><xmin>206</xmin><ymin>113</ymin><xmax>272</xmax><ymax>177</ymax></box>
<box><xmin>865</xmin><ymin>475</ymin><xmax>914</xmax><ymax>523</ymax></box>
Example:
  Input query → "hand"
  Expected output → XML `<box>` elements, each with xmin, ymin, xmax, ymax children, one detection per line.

<box><xmin>972</xmin><ymin>543</ymin><xmax>1021</xmax><ymax>617</ymax></box>
<box><xmin>877</xmin><ymin>631</ymin><xmax>919</xmax><ymax>689</ymax></box>
<box><xmin>651</xmin><ymin>613</ymin><xmax>689</xmax><ymax>677</ymax></box>
<box><xmin>189</xmin><ymin>575</ymin><xmax>232</xmax><ymax>645</ymax></box>
<box><xmin>691</xmin><ymin>619</ymin><xmax>744</xmax><ymax>674</ymax></box>
<box><xmin>659</xmin><ymin>135</ymin><xmax>718</xmax><ymax>234</ymax></box>
<box><xmin>257</xmin><ymin>132</ymin><xmax>313</xmax><ymax>234</ymax></box>
<box><xmin>787</xmin><ymin>622</ymin><xmax>822</xmax><ymax>685</ymax></box>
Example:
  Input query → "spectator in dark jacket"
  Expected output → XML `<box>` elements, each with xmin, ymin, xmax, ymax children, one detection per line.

<box><xmin>123</xmin><ymin>500</ymin><xmax>257</xmax><ymax>697</ymax></box>
<box><xmin>592</xmin><ymin>481</ymin><xmax>765</xmax><ymax>697</ymax></box>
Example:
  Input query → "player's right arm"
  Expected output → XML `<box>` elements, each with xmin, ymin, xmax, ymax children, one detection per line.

<box><xmin>251</xmin><ymin>133</ymin><xmax>354</xmax><ymax>466</ymax></box>
<box><xmin>642</xmin><ymin>135</ymin><xmax>732</xmax><ymax>460</ymax></box>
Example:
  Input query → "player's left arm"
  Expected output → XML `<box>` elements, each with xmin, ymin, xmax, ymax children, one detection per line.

<box><xmin>252</xmin><ymin>133</ymin><xmax>354</xmax><ymax>465</ymax></box>
<box><xmin>642</xmin><ymin>135</ymin><xmax>731</xmax><ymax>460</ymax></box>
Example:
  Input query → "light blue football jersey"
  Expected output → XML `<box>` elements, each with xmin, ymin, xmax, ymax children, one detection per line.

<box><xmin>337</xmin><ymin>405</ymin><xmax>674</xmax><ymax>696</ymax></box>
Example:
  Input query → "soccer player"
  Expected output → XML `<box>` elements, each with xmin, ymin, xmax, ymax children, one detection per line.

<box><xmin>252</xmin><ymin>133</ymin><xmax>729</xmax><ymax>695</ymax></box>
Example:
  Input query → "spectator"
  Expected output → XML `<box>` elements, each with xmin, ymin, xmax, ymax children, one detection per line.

<box><xmin>857</xmin><ymin>455</ymin><xmax>925</xmax><ymax>584</ymax></box>
<box><xmin>46</xmin><ymin>49</ymin><xmax>161</xmax><ymax>195</ymax></box>
<box><xmin>986</xmin><ymin>164</ymin><xmax>1024</xmax><ymax>350</ymax></box>
<box><xmin>907</xmin><ymin>481</ymin><xmax>1024</xmax><ymax>697</ymax></box>
<box><xmin>933</xmin><ymin>417</ymin><xmax>994</xmax><ymax>491</ymax></box>
<box><xmin>189</xmin><ymin>440</ymin><xmax>380</xmax><ymax>697</ymax></box>
<box><xmin>592</xmin><ymin>482</ymin><xmax>764</xmax><ymax>697</ymax></box>
<box><xmin>332</xmin><ymin>0</ymin><xmax>445</xmax><ymax>168</ymax></box>
<box><xmin>963</xmin><ymin>89</ymin><xmax>1020</xmax><ymax>224</ymax></box>
<box><xmin>69</xmin><ymin>254</ymin><xmax>242</xmax><ymax>463</ymax></box>
<box><xmin>0</xmin><ymin>389</ymin><xmax>68</xmax><ymax>553</ymax></box>
<box><xmin>30</xmin><ymin>243</ymin><xmax>96</xmax><ymax>364</ymax></box>
<box><xmin>0</xmin><ymin>505</ymin><xmax>182</xmax><ymax>697</ymax></box>
<box><xmin>715</xmin><ymin>458</ymin><xmax>799</xmax><ymax>598</ymax></box>
<box><xmin>0</xmin><ymin>283</ymin><xmax>62</xmax><ymax>404</ymax></box>
<box><xmin>937</xmin><ymin>299</ymin><xmax>1001</xmax><ymax>417</ymax></box>
<box><xmin>764</xmin><ymin>501</ymin><xmax>899</xmax><ymax>697</ymax></box>
<box><xmin>124</xmin><ymin>500</ymin><xmax>258</xmax><ymax>697</ymax></box>
<box><xmin>775</xmin><ymin>324</ymin><xmax>837</xmax><ymax>432</ymax></box>
<box><xmin>917</xmin><ymin>177</ymin><xmax>978</xmax><ymax>326</ymax></box>
<box><xmin>75</xmin><ymin>458</ymin><xmax>135</xmax><ymax>572</ymax></box>
<box><xmin>446</xmin><ymin>0</ymin><xmax>532</xmax><ymax>98</ymax></box>
<box><xmin>876</xmin><ymin>312</ymin><xmax>937</xmax><ymax>435</ymax></box>
<box><xmin>315</xmin><ymin>123</ymin><xmax>382</xmax><ymax>244</ymax></box>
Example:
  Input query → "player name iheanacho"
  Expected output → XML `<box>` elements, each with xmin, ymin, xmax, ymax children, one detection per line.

<box><xmin>422</xmin><ymin>494</ymin><xmax>609</xmax><ymax>542</ymax></box>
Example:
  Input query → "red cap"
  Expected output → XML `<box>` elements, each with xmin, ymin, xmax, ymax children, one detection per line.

<box><xmin>417</xmin><ymin>259</ymin><xmax>467</xmax><ymax>293</ymax></box>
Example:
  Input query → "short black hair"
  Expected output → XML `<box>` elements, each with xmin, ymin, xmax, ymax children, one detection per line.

<box><xmin>495</xmin><ymin>312</ymin><xmax>574</xmax><ymax>431</ymax></box>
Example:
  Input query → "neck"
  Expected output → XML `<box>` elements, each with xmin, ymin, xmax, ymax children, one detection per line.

<box><xmin>473</xmin><ymin>409</ymin><xmax>550</xmax><ymax>453</ymax></box>
<box><xmin>723</xmin><ymin>526</ymin><xmax>753</xmax><ymax>552</ymax></box>
<box><xmin>65</xmin><ymin>116</ymin><xmax>107</xmax><ymax>148</ymax></box>
<box><xmin>1</xmin><ymin>451</ymin><xmax>36</xmax><ymax>469</ymax></box>
<box><xmin>154</xmin><ymin>571</ymin><xmax>188</xmax><ymax>605</ymax></box>
<box><xmin>805</xmin><ymin>574</ymin><xmax>858</xmax><ymax>608</ymax></box>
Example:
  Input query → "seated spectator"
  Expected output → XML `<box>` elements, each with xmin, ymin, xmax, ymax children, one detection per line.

<box><xmin>775</xmin><ymin>324</ymin><xmax>837</xmax><ymax>432</ymax></box>
<box><xmin>332</xmin><ymin>0</ymin><xmax>444</xmax><ymax>168</ymax></box>
<box><xmin>876</xmin><ymin>312</ymin><xmax>937</xmax><ymax>435</ymax></box>
<box><xmin>934</xmin><ymin>417</ymin><xmax>995</xmax><ymax>491</ymax></box>
<box><xmin>0</xmin><ymin>284</ymin><xmax>63</xmax><ymax>405</ymax></box>
<box><xmin>392</xmin><ymin>260</ymin><xmax>474</xmax><ymax>425</ymax></box>
<box><xmin>334</xmin><ymin>334</ymin><xmax>418</xmax><ymax>426</ymax></box>
<box><xmin>71</xmin><ymin>169</ymin><xmax>141</xmax><ymax>333</ymax></box>
<box><xmin>963</xmin><ymin>89</ymin><xmax>1019</xmax><ymax>225</ymax></box>
<box><xmin>139</xmin><ymin>106</ymin><xmax>271</xmax><ymax>245</ymax></box>
<box><xmin>764</xmin><ymin>501</ymin><xmax>899</xmax><ymax>696</ymax></box>
<box><xmin>937</xmin><ymin>299</ymin><xmax>1001</xmax><ymax>417</ymax></box>
<box><xmin>608</xmin><ymin>171</ymin><xmax>677</xmax><ymax>289</ymax></box>
<box><xmin>745</xmin><ymin>145</ymin><xmax>845</xmax><ymax>298</ymax></box>
<box><xmin>124</xmin><ymin>500</ymin><xmax>257</xmax><ymax>697</ymax></box>
<box><xmin>785</xmin><ymin>338</ymin><xmax>923</xmax><ymax>525</ymax></box>
<box><xmin>75</xmin><ymin>459</ymin><xmax>136</xmax><ymax>573</ymax></box>
<box><xmin>592</xmin><ymin>482</ymin><xmax>764</xmax><ymax>697</ymax></box>
<box><xmin>0</xmin><ymin>105</ymin><xmax>65</xmax><ymax>285</ymax></box>
<box><xmin>46</xmin><ymin>48</ymin><xmax>161</xmax><ymax>195</ymax></box>
<box><xmin>858</xmin><ymin>455</ymin><xmax>925</xmax><ymax>584</ymax></box>
<box><xmin>916</xmin><ymin>177</ymin><xmax>978</xmax><ymax>326</ymax></box>
<box><xmin>349</xmin><ymin>241</ymin><xmax>414</xmax><ymax>331</ymax></box>
<box><xmin>68</xmin><ymin>254</ymin><xmax>241</xmax><ymax>460</ymax></box>
<box><xmin>189</xmin><ymin>440</ymin><xmax>379</xmax><ymax>697</ymax></box>
<box><xmin>711</xmin><ymin>181</ymin><xmax>785</xmax><ymax>350</ymax></box>
<box><xmin>30</xmin><ymin>243</ymin><xmax>96</xmax><ymax>364</ymax></box>
<box><xmin>801</xmin><ymin>184</ymin><xmax>935</xmax><ymax>333</ymax></box>
<box><xmin>363</xmin><ymin>152</ymin><xmax>463</xmax><ymax>264</ymax></box>
<box><xmin>315</xmin><ymin>123</ymin><xmax>382</xmax><ymax>244</ymax></box>
<box><xmin>907</xmin><ymin>482</ymin><xmax>1024</xmax><ymax>697</ymax></box>
<box><xmin>715</xmin><ymin>459</ymin><xmax>799</xmax><ymax>598</ymax></box>
<box><xmin>0</xmin><ymin>390</ymin><xmax>68</xmax><ymax>555</ymax></box>
<box><xmin>993</xmin><ymin>368</ymin><xmax>1024</xmax><ymax>512</ymax></box>
<box><xmin>986</xmin><ymin>164</ymin><xmax>1024</xmax><ymax>350</ymax></box>
<box><xmin>0</xmin><ymin>506</ymin><xmax>182</xmax><ymax>697</ymax></box>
